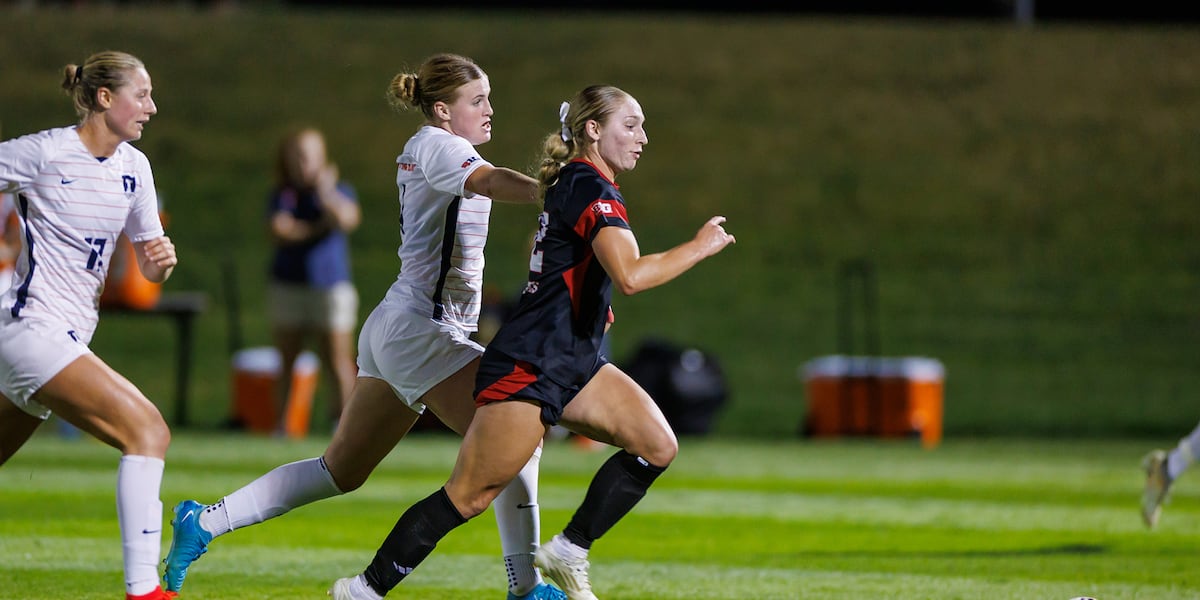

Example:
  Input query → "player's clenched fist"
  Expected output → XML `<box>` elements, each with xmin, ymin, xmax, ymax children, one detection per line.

<box><xmin>143</xmin><ymin>236</ymin><xmax>177</xmax><ymax>267</ymax></box>
<box><xmin>138</xmin><ymin>235</ymin><xmax>177</xmax><ymax>282</ymax></box>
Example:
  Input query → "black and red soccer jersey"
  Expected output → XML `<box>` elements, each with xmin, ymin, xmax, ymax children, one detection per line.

<box><xmin>486</xmin><ymin>159</ymin><xmax>631</xmax><ymax>389</ymax></box>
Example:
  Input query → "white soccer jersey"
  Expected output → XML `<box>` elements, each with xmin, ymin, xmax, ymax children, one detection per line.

<box><xmin>386</xmin><ymin>126</ymin><xmax>492</xmax><ymax>331</ymax></box>
<box><xmin>0</xmin><ymin>126</ymin><xmax>163</xmax><ymax>343</ymax></box>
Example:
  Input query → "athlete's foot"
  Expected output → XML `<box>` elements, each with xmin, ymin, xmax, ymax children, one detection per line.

<box><xmin>163</xmin><ymin>499</ymin><xmax>214</xmax><ymax>591</ymax></box>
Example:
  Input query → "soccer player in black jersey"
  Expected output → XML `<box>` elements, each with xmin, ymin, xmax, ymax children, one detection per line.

<box><xmin>331</xmin><ymin>85</ymin><xmax>735</xmax><ymax>600</ymax></box>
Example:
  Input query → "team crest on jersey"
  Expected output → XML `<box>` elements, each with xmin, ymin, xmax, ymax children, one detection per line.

<box><xmin>460</xmin><ymin>156</ymin><xmax>480</xmax><ymax>169</ymax></box>
<box><xmin>122</xmin><ymin>175</ymin><xmax>137</xmax><ymax>194</ymax></box>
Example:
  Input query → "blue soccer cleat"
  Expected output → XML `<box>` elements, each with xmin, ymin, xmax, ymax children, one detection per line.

<box><xmin>507</xmin><ymin>582</ymin><xmax>569</xmax><ymax>600</ymax></box>
<box><xmin>163</xmin><ymin>499</ymin><xmax>213</xmax><ymax>592</ymax></box>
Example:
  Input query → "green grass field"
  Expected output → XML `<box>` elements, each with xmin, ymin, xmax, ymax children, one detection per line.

<box><xmin>3</xmin><ymin>6</ymin><xmax>1199</xmax><ymax>438</ymax></box>
<box><xmin>1</xmin><ymin>431</ymin><xmax>1197</xmax><ymax>599</ymax></box>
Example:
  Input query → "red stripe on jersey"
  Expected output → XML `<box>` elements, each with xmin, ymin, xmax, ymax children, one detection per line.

<box><xmin>476</xmin><ymin>360</ymin><xmax>538</xmax><ymax>405</ymax></box>
<box><xmin>560</xmin><ymin>251</ymin><xmax>592</xmax><ymax>319</ymax></box>
<box><xmin>566</xmin><ymin>198</ymin><xmax>627</xmax><ymax>318</ymax></box>
<box><xmin>571</xmin><ymin>199</ymin><xmax>628</xmax><ymax>240</ymax></box>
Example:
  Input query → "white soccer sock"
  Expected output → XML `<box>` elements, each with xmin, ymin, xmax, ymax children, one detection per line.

<box><xmin>116</xmin><ymin>455</ymin><xmax>165</xmax><ymax>597</ymax></box>
<box><xmin>495</xmin><ymin>446</ymin><xmax>545</xmax><ymax>595</ymax></box>
<box><xmin>198</xmin><ymin>499</ymin><xmax>232</xmax><ymax>536</ymax></box>
<box><xmin>1167</xmin><ymin>422</ymin><xmax>1200</xmax><ymax>481</ymax></box>
<box><xmin>203</xmin><ymin>457</ymin><xmax>342</xmax><ymax>536</ymax></box>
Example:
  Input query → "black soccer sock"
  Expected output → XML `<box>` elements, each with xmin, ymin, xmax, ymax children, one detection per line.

<box><xmin>562</xmin><ymin>450</ymin><xmax>667</xmax><ymax>549</ymax></box>
<box><xmin>362</xmin><ymin>487</ymin><xmax>466</xmax><ymax>595</ymax></box>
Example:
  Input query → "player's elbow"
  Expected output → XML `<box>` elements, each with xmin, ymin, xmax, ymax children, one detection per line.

<box><xmin>611</xmin><ymin>275</ymin><xmax>648</xmax><ymax>296</ymax></box>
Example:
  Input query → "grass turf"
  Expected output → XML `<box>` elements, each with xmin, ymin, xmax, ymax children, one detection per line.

<box><xmin>3</xmin><ymin>7</ymin><xmax>1199</xmax><ymax>438</ymax></box>
<box><xmin>0</xmin><ymin>432</ymin><xmax>1197</xmax><ymax>599</ymax></box>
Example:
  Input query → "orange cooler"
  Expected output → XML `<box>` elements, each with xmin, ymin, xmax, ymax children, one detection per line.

<box><xmin>231</xmin><ymin>347</ymin><xmax>319</xmax><ymax>438</ymax></box>
<box><xmin>99</xmin><ymin>233</ymin><xmax>161</xmax><ymax>310</ymax></box>
<box><xmin>802</xmin><ymin>355</ymin><xmax>944</xmax><ymax>448</ymax></box>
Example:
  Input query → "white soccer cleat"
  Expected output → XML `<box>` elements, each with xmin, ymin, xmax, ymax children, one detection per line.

<box><xmin>1141</xmin><ymin>449</ymin><xmax>1173</xmax><ymax>528</ymax></box>
<box><xmin>328</xmin><ymin>575</ymin><xmax>383</xmax><ymax>600</ymax></box>
<box><xmin>534</xmin><ymin>536</ymin><xmax>599</xmax><ymax>600</ymax></box>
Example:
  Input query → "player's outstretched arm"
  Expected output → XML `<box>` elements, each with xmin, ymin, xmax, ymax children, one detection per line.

<box><xmin>465</xmin><ymin>164</ymin><xmax>539</xmax><ymax>204</ymax></box>
<box><xmin>594</xmin><ymin>216</ymin><xmax>735</xmax><ymax>296</ymax></box>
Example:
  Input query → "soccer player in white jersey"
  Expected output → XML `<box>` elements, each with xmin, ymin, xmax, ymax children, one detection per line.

<box><xmin>0</xmin><ymin>51</ymin><xmax>179</xmax><ymax>600</ymax></box>
<box><xmin>165</xmin><ymin>53</ymin><xmax>566</xmax><ymax>600</ymax></box>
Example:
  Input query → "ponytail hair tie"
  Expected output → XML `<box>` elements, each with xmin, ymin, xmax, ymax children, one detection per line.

<box><xmin>73</xmin><ymin>65</ymin><xmax>83</xmax><ymax>83</ymax></box>
<box><xmin>558</xmin><ymin>101</ymin><xmax>572</xmax><ymax>142</ymax></box>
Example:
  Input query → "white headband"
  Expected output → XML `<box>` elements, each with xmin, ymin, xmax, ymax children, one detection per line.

<box><xmin>559</xmin><ymin>101</ymin><xmax>572</xmax><ymax>142</ymax></box>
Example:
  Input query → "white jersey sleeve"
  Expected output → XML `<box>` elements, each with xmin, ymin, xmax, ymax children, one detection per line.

<box><xmin>123</xmin><ymin>152</ymin><xmax>163</xmax><ymax>243</ymax></box>
<box><xmin>0</xmin><ymin>131</ymin><xmax>50</xmax><ymax>193</ymax></box>
<box><xmin>411</xmin><ymin>127</ymin><xmax>489</xmax><ymax>197</ymax></box>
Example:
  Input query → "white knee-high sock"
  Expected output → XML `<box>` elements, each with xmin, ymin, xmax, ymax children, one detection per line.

<box><xmin>117</xmin><ymin>455</ymin><xmax>165</xmax><ymax>596</ymax></box>
<box><xmin>1167</xmin><ymin>421</ymin><xmax>1200</xmax><ymax>481</ymax></box>
<box><xmin>200</xmin><ymin>457</ymin><xmax>342</xmax><ymax>537</ymax></box>
<box><xmin>494</xmin><ymin>446</ymin><xmax>544</xmax><ymax>595</ymax></box>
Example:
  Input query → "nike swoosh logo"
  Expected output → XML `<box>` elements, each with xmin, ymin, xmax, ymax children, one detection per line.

<box><xmin>516</xmin><ymin>503</ymin><xmax>537</xmax><ymax>510</ymax></box>
<box><xmin>61</xmin><ymin>178</ymin><xmax>76</xmax><ymax>184</ymax></box>
<box><xmin>142</xmin><ymin>529</ymin><xmax>161</xmax><ymax>534</ymax></box>
<box><xmin>180</xmin><ymin>511</ymin><xmax>195</xmax><ymax>523</ymax></box>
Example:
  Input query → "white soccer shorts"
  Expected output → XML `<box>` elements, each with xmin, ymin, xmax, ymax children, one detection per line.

<box><xmin>0</xmin><ymin>314</ymin><xmax>92</xmax><ymax>419</ymax></box>
<box><xmin>355</xmin><ymin>302</ymin><xmax>483</xmax><ymax>412</ymax></box>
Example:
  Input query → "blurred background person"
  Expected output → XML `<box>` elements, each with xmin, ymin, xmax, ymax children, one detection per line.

<box><xmin>266</xmin><ymin>126</ymin><xmax>360</xmax><ymax>431</ymax></box>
